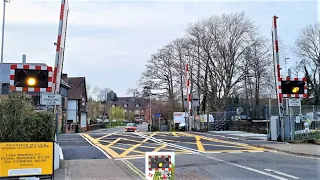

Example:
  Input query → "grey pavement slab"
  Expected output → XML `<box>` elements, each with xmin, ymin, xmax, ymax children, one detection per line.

<box><xmin>64</xmin><ymin>159</ymin><xmax>137</xmax><ymax>180</ymax></box>
<box><xmin>259</xmin><ymin>143</ymin><xmax>320</xmax><ymax>157</ymax></box>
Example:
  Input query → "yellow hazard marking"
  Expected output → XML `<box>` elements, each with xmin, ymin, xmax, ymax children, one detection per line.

<box><xmin>141</xmin><ymin>132</ymin><xmax>158</xmax><ymax>143</ymax></box>
<box><xmin>119</xmin><ymin>144</ymin><xmax>141</xmax><ymax>157</ymax></box>
<box><xmin>153</xmin><ymin>144</ymin><xmax>166</xmax><ymax>152</ymax></box>
<box><xmin>96</xmin><ymin>132</ymin><xmax>116</xmax><ymax>140</ymax></box>
<box><xmin>171</xmin><ymin>132</ymin><xmax>179</xmax><ymax>137</ymax></box>
<box><xmin>201</xmin><ymin>136</ymin><xmax>258</xmax><ymax>149</ymax></box>
<box><xmin>110</xmin><ymin>146</ymin><xmax>145</xmax><ymax>154</ymax></box>
<box><xmin>81</xmin><ymin>133</ymin><xmax>120</xmax><ymax>158</ymax></box>
<box><xmin>195</xmin><ymin>135</ymin><xmax>205</xmax><ymax>152</ymax></box>
<box><xmin>106</xmin><ymin>138</ymin><xmax>122</xmax><ymax>147</ymax></box>
<box><xmin>121</xmin><ymin>159</ymin><xmax>145</xmax><ymax>179</ymax></box>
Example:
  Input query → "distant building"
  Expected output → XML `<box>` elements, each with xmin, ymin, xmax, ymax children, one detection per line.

<box><xmin>108</xmin><ymin>97</ymin><xmax>150</xmax><ymax>120</ymax></box>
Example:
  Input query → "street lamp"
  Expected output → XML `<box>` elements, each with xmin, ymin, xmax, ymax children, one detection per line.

<box><xmin>1</xmin><ymin>0</ymin><xmax>10</xmax><ymax>64</ymax></box>
<box><xmin>284</xmin><ymin>57</ymin><xmax>290</xmax><ymax>77</ymax></box>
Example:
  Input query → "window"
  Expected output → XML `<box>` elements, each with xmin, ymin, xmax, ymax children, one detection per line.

<box><xmin>1</xmin><ymin>83</ymin><xmax>9</xmax><ymax>95</ymax></box>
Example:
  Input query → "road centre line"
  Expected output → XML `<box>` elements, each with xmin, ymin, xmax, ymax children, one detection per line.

<box><xmin>136</xmin><ymin>132</ymin><xmax>287</xmax><ymax>180</ymax></box>
<box><xmin>264</xmin><ymin>169</ymin><xmax>300</xmax><ymax>179</ymax></box>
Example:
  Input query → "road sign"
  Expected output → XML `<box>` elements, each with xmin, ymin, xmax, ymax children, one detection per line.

<box><xmin>145</xmin><ymin>152</ymin><xmax>175</xmax><ymax>180</ymax></box>
<box><xmin>289</xmin><ymin>98</ymin><xmax>301</xmax><ymax>107</ymax></box>
<box><xmin>236</xmin><ymin>107</ymin><xmax>243</xmax><ymax>115</ymax></box>
<box><xmin>0</xmin><ymin>142</ymin><xmax>54</xmax><ymax>178</ymax></box>
<box><xmin>155</xmin><ymin>113</ymin><xmax>161</xmax><ymax>117</ymax></box>
<box><xmin>40</xmin><ymin>94</ymin><xmax>61</xmax><ymax>105</ymax></box>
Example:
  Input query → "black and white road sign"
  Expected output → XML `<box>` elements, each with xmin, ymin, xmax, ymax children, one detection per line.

<box><xmin>40</xmin><ymin>94</ymin><xmax>62</xmax><ymax>105</ymax></box>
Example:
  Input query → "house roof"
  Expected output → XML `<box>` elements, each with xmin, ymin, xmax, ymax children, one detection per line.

<box><xmin>60</xmin><ymin>79</ymin><xmax>71</xmax><ymax>89</ymax></box>
<box><xmin>67</xmin><ymin>77</ymin><xmax>87</xmax><ymax>101</ymax></box>
<box><xmin>111</xmin><ymin>97</ymin><xmax>150</xmax><ymax>110</ymax></box>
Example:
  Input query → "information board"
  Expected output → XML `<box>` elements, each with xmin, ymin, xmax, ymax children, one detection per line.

<box><xmin>145</xmin><ymin>152</ymin><xmax>175</xmax><ymax>180</ymax></box>
<box><xmin>40</xmin><ymin>94</ymin><xmax>61</xmax><ymax>106</ymax></box>
<box><xmin>0</xmin><ymin>142</ymin><xmax>54</xmax><ymax>178</ymax></box>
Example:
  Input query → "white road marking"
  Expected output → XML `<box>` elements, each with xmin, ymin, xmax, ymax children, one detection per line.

<box><xmin>79</xmin><ymin>133</ymin><xmax>112</xmax><ymax>159</ymax></box>
<box><xmin>136</xmin><ymin>132</ymin><xmax>288</xmax><ymax>180</ymax></box>
<box><xmin>59</xmin><ymin>146</ymin><xmax>64</xmax><ymax>160</ymax></box>
<box><xmin>264</xmin><ymin>169</ymin><xmax>300</xmax><ymax>179</ymax></box>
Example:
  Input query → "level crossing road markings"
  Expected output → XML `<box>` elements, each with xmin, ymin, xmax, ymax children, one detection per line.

<box><xmin>81</xmin><ymin>131</ymin><xmax>267</xmax><ymax>159</ymax></box>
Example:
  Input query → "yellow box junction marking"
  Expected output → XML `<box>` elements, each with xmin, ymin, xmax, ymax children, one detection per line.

<box><xmin>119</xmin><ymin>144</ymin><xmax>141</xmax><ymax>157</ymax></box>
<box><xmin>195</xmin><ymin>135</ymin><xmax>205</xmax><ymax>152</ymax></box>
<box><xmin>171</xmin><ymin>132</ymin><xmax>179</xmax><ymax>137</ymax></box>
<box><xmin>82</xmin><ymin>133</ymin><xmax>120</xmax><ymax>158</ymax></box>
<box><xmin>153</xmin><ymin>144</ymin><xmax>166</xmax><ymax>152</ymax></box>
<box><xmin>96</xmin><ymin>132</ymin><xmax>116</xmax><ymax>140</ymax></box>
<box><xmin>0</xmin><ymin>142</ymin><xmax>54</xmax><ymax>178</ymax></box>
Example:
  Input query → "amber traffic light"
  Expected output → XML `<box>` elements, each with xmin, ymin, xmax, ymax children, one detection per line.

<box><xmin>14</xmin><ymin>69</ymin><xmax>49</xmax><ymax>88</ymax></box>
<box><xmin>281</xmin><ymin>81</ymin><xmax>305</xmax><ymax>94</ymax></box>
<box><xmin>150</xmin><ymin>157</ymin><xmax>170</xmax><ymax>169</ymax></box>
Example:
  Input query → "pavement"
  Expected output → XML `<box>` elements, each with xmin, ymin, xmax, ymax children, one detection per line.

<box><xmin>56</xmin><ymin>125</ymin><xmax>320</xmax><ymax>180</ymax></box>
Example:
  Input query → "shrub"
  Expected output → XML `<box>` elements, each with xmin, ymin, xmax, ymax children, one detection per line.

<box><xmin>0</xmin><ymin>93</ymin><xmax>55</xmax><ymax>142</ymax></box>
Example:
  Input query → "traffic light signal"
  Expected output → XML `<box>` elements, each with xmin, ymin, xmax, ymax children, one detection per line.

<box><xmin>150</xmin><ymin>156</ymin><xmax>170</xmax><ymax>169</ymax></box>
<box><xmin>281</xmin><ymin>80</ymin><xmax>305</xmax><ymax>94</ymax></box>
<box><xmin>14</xmin><ymin>69</ymin><xmax>49</xmax><ymax>88</ymax></box>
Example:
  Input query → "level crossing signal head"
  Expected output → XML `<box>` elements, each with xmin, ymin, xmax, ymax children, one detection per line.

<box><xmin>14</xmin><ymin>69</ymin><xmax>49</xmax><ymax>88</ymax></box>
<box><xmin>150</xmin><ymin>157</ymin><xmax>170</xmax><ymax>169</ymax></box>
<box><xmin>281</xmin><ymin>80</ymin><xmax>305</xmax><ymax>94</ymax></box>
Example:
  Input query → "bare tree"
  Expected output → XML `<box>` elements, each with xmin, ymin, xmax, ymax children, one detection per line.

<box><xmin>86</xmin><ymin>83</ymin><xmax>99</xmax><ymax>102</ymax></box>
<box><xmin>294</xmin><ymin>23</ymin><xmax>320</xmax><ymax>104</ymax></box>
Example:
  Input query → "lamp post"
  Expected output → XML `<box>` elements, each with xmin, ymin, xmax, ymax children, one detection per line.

<box><xmin>1</xmin><ymin>0</ymin><xmax>9</xmax><ymax>64</ymax></box>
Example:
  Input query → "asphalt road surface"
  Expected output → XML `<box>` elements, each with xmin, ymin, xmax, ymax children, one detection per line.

<box><xmin>60</xmin><ymin>124</ymin><xmax>320</xmax><ymax>180</ymax></box>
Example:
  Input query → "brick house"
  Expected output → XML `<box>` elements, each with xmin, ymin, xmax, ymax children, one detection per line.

<box><xmin>107</xmin><ymin>97</ymin><xmax>150</xmax><ymax>121</ymax></box>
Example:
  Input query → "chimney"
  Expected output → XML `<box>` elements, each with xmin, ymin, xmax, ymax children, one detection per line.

<box><xmin>62</xmin><ymin>73</ymin><xmax>68</xmax><ymax>83</ymax></box>
<box><xmin>22</xmin><ymin>54</ymin><xmax>26</xmax><ymax>64</ymax></box>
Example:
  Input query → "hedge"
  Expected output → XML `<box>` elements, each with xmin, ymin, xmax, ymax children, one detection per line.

<box><xmin>0</xmin><ymin>93</ymin><xmax>55</xmax><ymax>142</ymax></box>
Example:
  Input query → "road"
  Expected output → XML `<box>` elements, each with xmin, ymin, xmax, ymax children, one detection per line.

<box><xmin>60</xmin><ymin>124</ymin><xmax>320</xmax><ymax>180</ymax></box>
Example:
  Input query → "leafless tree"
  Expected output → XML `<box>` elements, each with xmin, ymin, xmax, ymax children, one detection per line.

<box><xmin>134</xmin><ymin>11</ymin><xmax>277</xmax><ymax>118</ymax></box>
<box><xmin>293</xmin><ymin>23</ymin><xmax>320</xmax><ymax>104</ymax></box>
<box><xmin>86</xmin><ymin>83</ymin><xmax>99</xmax><ymax>102</ymax></box>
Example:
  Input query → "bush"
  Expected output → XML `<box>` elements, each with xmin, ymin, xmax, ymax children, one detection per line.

<box><xmin>0</xmin><ymin>93</ymin><xmax>55</xmax><ymax>142</ymax></box>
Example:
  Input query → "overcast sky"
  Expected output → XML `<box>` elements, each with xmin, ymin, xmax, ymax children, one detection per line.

<box><xmin>2</xmin><ymin>0</ymin><xmax>318</xmax><ymax>96</ymax></box>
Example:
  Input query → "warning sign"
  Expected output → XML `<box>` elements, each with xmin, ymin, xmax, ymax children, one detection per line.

<box><xmin>0</xmin><ymin>142</ymin><xmax>54</xmax><ymax>178</ymax></box>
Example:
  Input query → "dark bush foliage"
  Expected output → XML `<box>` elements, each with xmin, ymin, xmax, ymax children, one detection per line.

<box><xmin>0</xmin><ymin>93</ymin><xmax>55</xmax><ymax>142</ymax></box>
